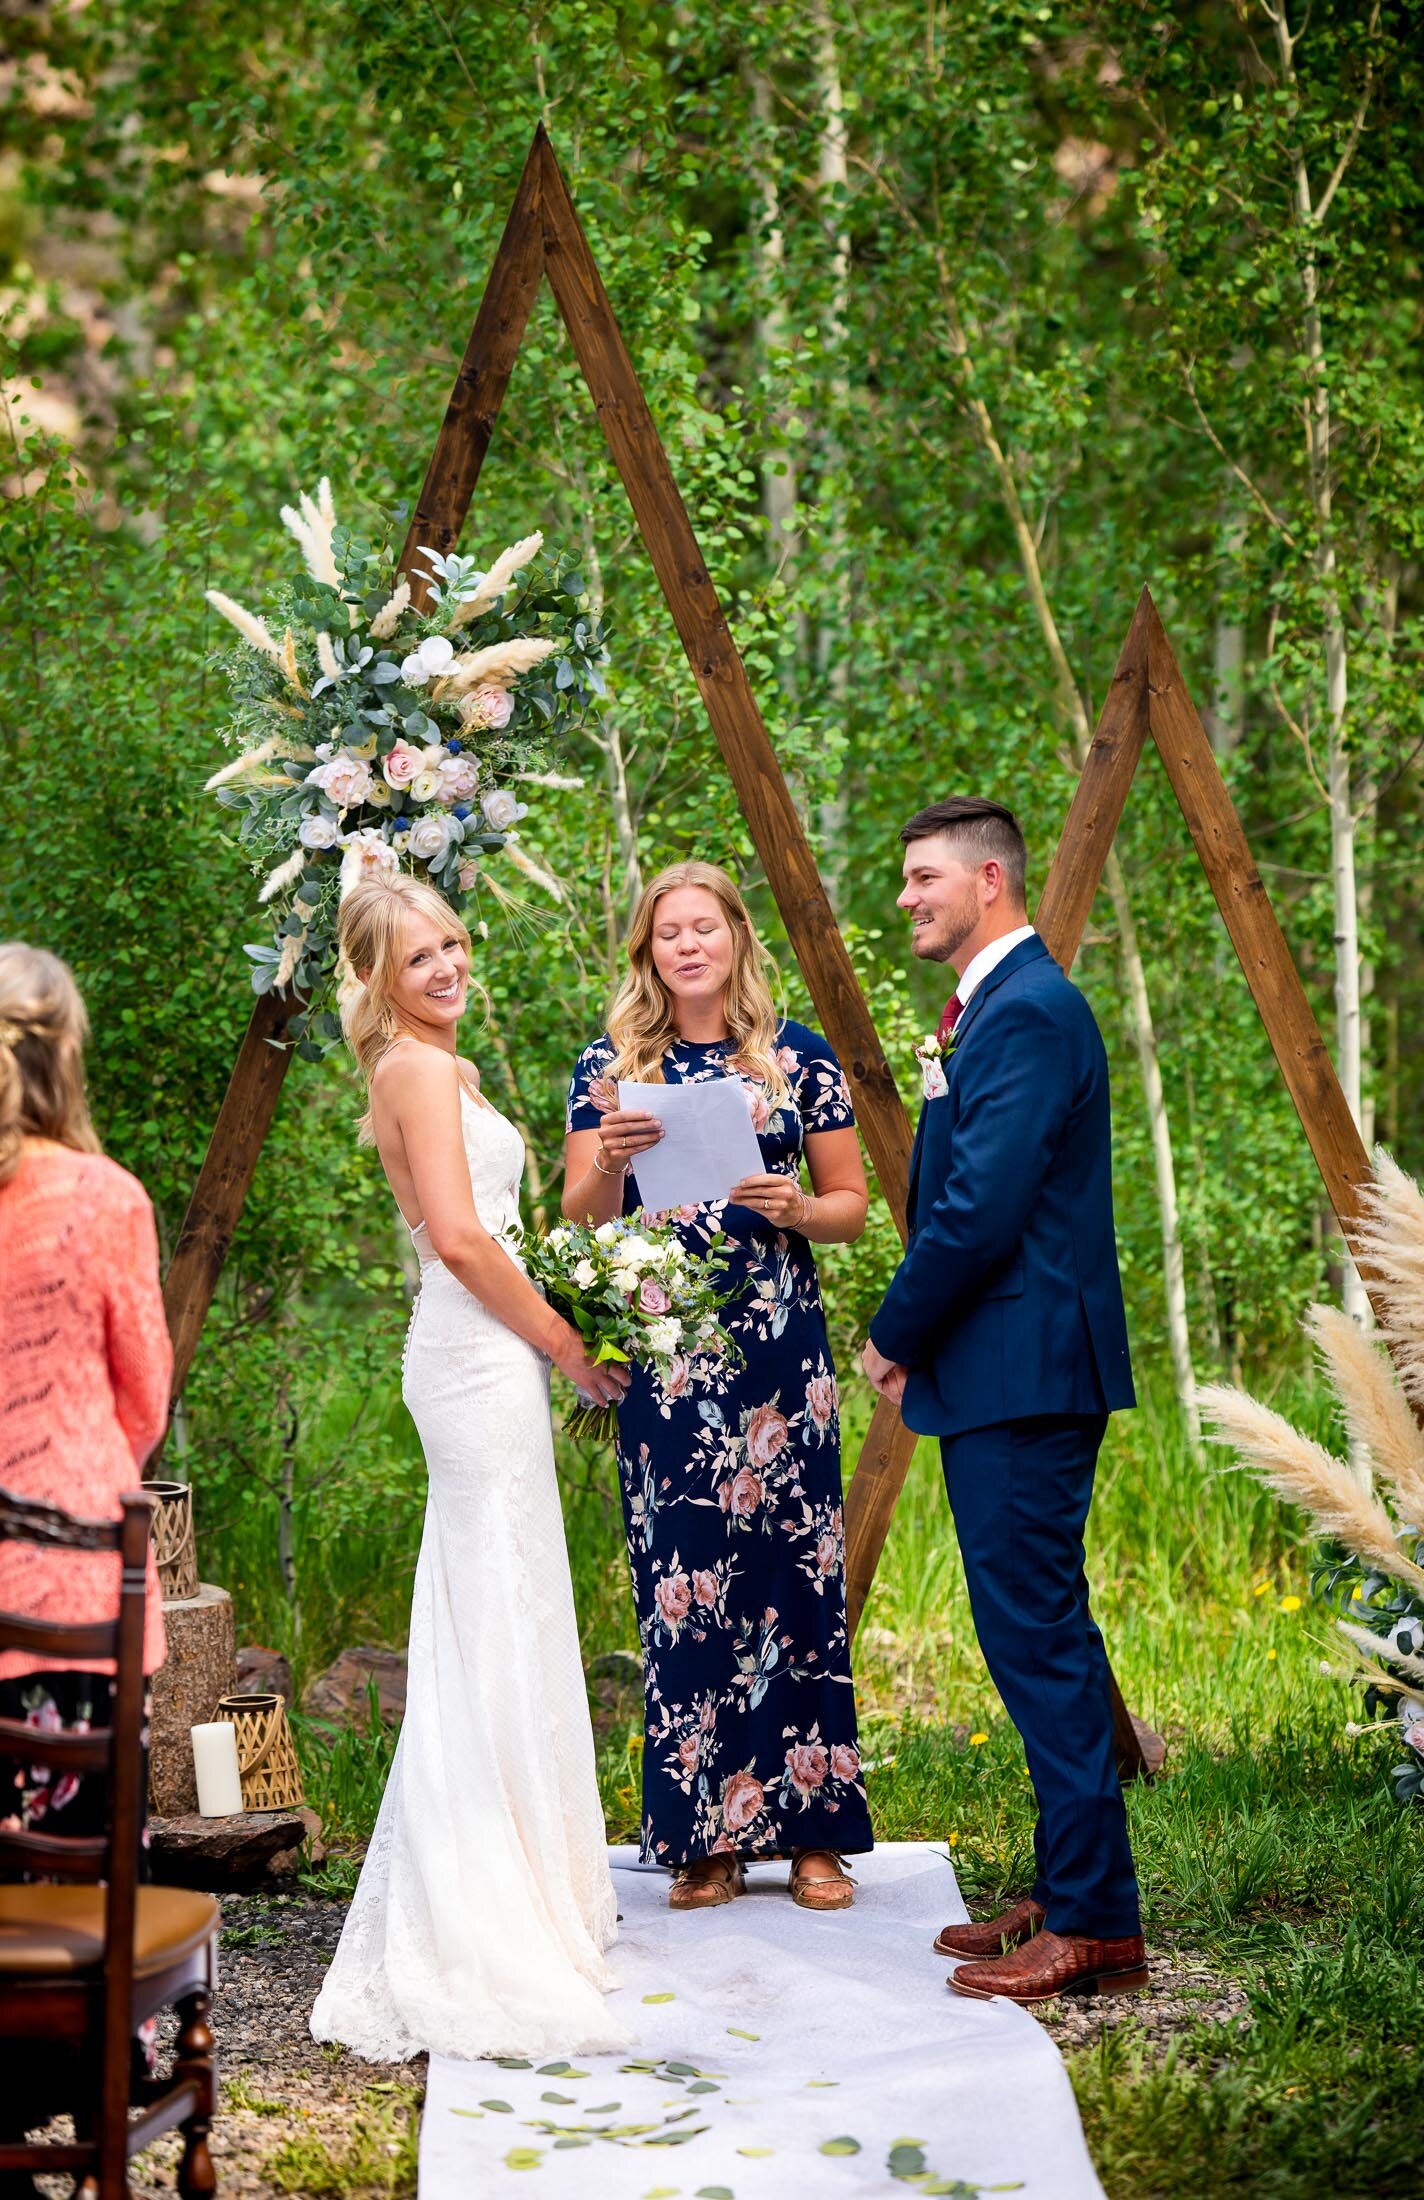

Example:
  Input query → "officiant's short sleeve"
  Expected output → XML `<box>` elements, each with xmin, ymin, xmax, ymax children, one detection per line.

<box><xmin>785</xmin><ymin>1021</ymin><xmax>856</xmax><ymax>1134</ymax></box>
<box><xmin>566</xmin><ymin>1033</ymin><xmax>617</xmax><ymax>1133</ymax></box>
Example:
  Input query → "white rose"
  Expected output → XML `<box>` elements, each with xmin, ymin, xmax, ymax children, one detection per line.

<box><xmin>645</xmin><ymin>1317</ymin><xmax>682</xmax><ymax>1356</ymax></box>
<box><xmin>593</xmin><ymin>1222</ymin><xmax>620</xmax><ymax>1247</ymax></box>
<box><xmin>299</xmin><ymin>813</ymin><xmax>340</xmax><ymax>850</ymax></box>
<box><xmin>407</xmin><ymin>814</ymin><xmax>456</xmax><ymax>864</ymax></box>
<box><xmin>548</xmin><ymin>1227</ymin><xmax>571</xmax><ymax>1250</ymax></box>
<box><xmin>410</xmin><ymin>769</ymin><xmax>442</xmax><ymax>803</ymax></box>
<box><xmin>480</xmin><ymin>788</ymin><xmax>524</xmax><ymax>832</ymax></box>
<box><xmin>572</xmin><ymin>1258</ymin><xmax>598</xmax><ymax>1288</ymax></box>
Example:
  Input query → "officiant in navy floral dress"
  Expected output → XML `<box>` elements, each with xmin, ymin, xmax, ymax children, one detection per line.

<box><xmin>563</xmin><ymin>862</ymin><xmax>873</xmax><ymax>1912</ymax></box>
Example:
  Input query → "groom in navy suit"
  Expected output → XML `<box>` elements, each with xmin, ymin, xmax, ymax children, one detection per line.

<box><xmin>862</xmin><ymin>797</ymin><xmax>1146</xmax><ymax>2004</ymax></box>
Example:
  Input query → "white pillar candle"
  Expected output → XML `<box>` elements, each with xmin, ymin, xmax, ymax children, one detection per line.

<box><xmin>191</xmin><ymin>1721</ymin><xmax>244</xmax><ymax>1817</ymax></box>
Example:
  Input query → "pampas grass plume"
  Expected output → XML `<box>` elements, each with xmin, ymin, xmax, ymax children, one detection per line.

<box><xmin>316</xmin><ymin>631</ymin><xmax>343</xmax><ymax>685</ymax></box>
<box><xmin>1336</xmin><ymin>1618</ymin><xmax>1424</xmax><ymax>1689</ymax></box>
<box><xmin>257</xmin><ymin>848</ymin><xmax>305</xmax><ymax>904</ymax></box>
<box><xmin>504</xmin><ymin>839</ymin><xmax>563</xmax><ymax>902</ymax></box>
<box><xmin>449</xmin><ymin>532</ymin><xmax>544</xmax><ymax>628</ymax></box>
<box><xmin>206</xmin><ymin>589</ymin><xmax>282</xmax><ymax>662</ymax></box>
<box><xmin>433</xmin><ymin>637</ymin><xmax>557</xmax><ymax>698</ymax></box>
<box><xmin>279</xmin><ymin>628</ymin><xmax>307</xmax><ymax>697</ymax></box>
<box><xmin>1307</xmin><ymin>1302</ymin><xmax>1424</xmax><ymax>1528</ymax></box>
<box><xmin>1354</xmin><ymin>1147</ymin><xmax>1424</xmax><ymax>1412</ymax></box>
<box><xmin>369</xmin><ymin>581</ymin><xmax>410</xmax><ymax>640</ymax></box>
<box><xmin>205</xmin><ymin>737</ymin><xmax>277</xmax><ymax>791</ymax></box>
<box><xmin>274</xmin><ymin>929</ymin><xmax>304</xmax><ymax>990</ymax></box>
<box><xmin>1197</xmin><ymin>1380</ymin><xmax>1424</xmax><ymax>1600</ymax></box>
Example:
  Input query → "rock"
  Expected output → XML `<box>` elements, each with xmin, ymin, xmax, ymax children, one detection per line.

<box><xmin>302</xmin><ymin>1644</ymin><xmax>407</xmax><ymax>1729</ymax></box>
<box><xmin>148</xmin><ymin>1808</ymin><xmax>313</xmax><ymax>1891</ymax></box>
<box><xmin>235</xmin><ymin>1642</ymin><xmax>293</xmax><ymax>1701</ymax></box>
<box><xmin>148</xmin><ymin>1582</ymin><xmax>236</xmax><ymax>1816</ymax></box>
<box><xmin>1131</xmin><ymin>1714</ymin><xmax>1169</xmax><ymax>1778</ymax></box>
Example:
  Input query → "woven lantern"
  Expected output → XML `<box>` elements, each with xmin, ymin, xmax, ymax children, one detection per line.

<box><xmin>214</xmin><ymin>1691</ymin><xmax>305</xmax><ymax>1813</ymax></box>
<box><xmin>148</xmin><ymin>1480</ymin><xmax>199</xmax><ymax>1602</ymax></box>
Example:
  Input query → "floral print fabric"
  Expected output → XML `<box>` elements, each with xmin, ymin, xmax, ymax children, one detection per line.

<box><xmin>567</xmin><ymin>1019</ymin><xmax>873</xmax><ymax>1867</ymax></box>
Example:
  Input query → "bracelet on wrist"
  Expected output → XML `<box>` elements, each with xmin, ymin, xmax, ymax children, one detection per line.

<box><xmin>593</xmin><ymin>1147</ymin><xmax>629</xmax><ymax>1180</ymax></box>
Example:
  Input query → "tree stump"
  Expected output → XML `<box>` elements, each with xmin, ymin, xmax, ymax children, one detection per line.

<box><xmin>149</xmin><ymin>1581</ymin><xmax>235</xmax><ymax>1816</ymax></box>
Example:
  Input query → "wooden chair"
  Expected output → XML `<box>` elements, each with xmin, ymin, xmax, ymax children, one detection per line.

<box><xmin>0</xmin><ymin>1486</ymin><xmax>219</xmax><ymax>2197</ymax></box>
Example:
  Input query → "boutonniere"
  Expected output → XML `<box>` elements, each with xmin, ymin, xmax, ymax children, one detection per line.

<box><xmin>913</xmin><ymin>1031</ymin><xmax>953</xmax><ymax>1099</ymax></box>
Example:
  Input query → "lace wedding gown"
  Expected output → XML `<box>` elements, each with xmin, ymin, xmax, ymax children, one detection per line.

<box><xmin>310</xmin><ymin>1087</ymin><xmax>629</xmax><ymax>2062</ymax></box>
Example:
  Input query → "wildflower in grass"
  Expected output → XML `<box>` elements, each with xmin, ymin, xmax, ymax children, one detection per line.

<box><xmin>969</xmin><ymin>1731</ymin><xmax>988</xmax><ymax>1746</ymax></box>
<box><xmin>1281</xmin><ymin>1594</ymin><xmax>1302</xmax><ymax>1611</ymax></box>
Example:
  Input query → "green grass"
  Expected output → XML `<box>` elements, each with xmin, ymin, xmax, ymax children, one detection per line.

<box><xmin>207</xmin><ymin>1381</ymin><xmax>1421</xmax><ymax>2198</ymax></box>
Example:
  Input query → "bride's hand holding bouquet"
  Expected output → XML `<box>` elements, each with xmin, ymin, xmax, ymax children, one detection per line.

<box><xmin>516</xmin><ymin>1214</ymin><xmax>741</xmax><ymax>1440</ymax></box>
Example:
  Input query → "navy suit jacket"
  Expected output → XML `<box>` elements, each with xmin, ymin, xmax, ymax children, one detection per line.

<box><xmin>868</xmin><ymin>934</ymin><xmax>1135</xmax><ymax>1438</ymax></box>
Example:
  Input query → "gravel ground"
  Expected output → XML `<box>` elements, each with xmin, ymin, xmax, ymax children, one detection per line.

<box><xmin>30</xmin><ymin>1900</ymin><xmax>1249</xmax><ymax>2200</ymax></box>
<box><xmin>1036</xmin><ymin>1927</ymin><xmax>1252</xmax><ymax>2056</ymax></box>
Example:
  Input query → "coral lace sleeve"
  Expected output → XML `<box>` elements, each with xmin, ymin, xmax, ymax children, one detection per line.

<box><xmin>101</xmin><ymin>1187</ymin><xmax>173</xmax><ymax>1469</ymax></box>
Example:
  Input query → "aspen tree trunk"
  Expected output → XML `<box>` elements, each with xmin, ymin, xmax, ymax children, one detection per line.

<box><xmin>1272</xmin><ymin>1</ymin><xmax>1374</xmax><ymax>1337</ymax></box>
<box><xmin>576</xmin><ymin>511</ymin><xmax>642</xmax><ymax>923</ymax></box>
<box><xmin>809</xmin><ymin>0</ymin><xmax>854</xmax><ymax>906</ymax></box>
<box><xmin>746</xmin><ymin>70</ymin><xmax>804</xmax><ymax>625</ymax></box>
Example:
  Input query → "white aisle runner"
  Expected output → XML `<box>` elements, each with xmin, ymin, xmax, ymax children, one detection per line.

<box><xmin>420</xmin><ymin>1843</ymin><xmax>1104</xmax><ymax>2199</ymax></box>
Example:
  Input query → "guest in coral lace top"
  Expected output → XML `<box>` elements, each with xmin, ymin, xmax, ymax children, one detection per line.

<box><xmin>0</xmin><ymin>944</ymin><xmax>172</xmax><ymax>1834</ymax></box>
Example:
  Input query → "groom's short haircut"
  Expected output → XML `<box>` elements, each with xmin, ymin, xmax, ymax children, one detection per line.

<box><xmin>900</xmin><ymin>797</ymin><xmax>1028</xmax><ymax>905</ymax></box>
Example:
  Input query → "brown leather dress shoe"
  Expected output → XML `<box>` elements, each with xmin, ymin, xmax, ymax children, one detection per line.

<box><xmin>948</xmin><ymin>1927</ymin><xmax>1148</xmax><ymax>2004</ymax></box>
<box><xmin>933</xmin><ymin>1896</ymin><xmax>1046</xmax><ymax>1959</ymax></box>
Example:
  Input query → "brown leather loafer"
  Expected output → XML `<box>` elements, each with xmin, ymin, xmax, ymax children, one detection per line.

<box><xmin>948</xmin><ymin>1928</ymin><xmax>1148</xmax><ymax>2005</ymax></box>
<box><xmin>933</xmin><ymin>1896</ymin><xmax>1046</xmax><ymax>1960</ymax></box>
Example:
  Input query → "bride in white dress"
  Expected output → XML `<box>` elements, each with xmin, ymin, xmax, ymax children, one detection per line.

<box><xmin>310</xmin><ymin>874</ymin><xmax>632</xmax><ymax>2062</ymax></box>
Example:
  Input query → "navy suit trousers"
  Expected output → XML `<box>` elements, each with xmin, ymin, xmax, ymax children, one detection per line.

<box><xmin>940</xmin><ymin>1413</ymin><xmax>1141</xmax><ymax>1939</ymax></box>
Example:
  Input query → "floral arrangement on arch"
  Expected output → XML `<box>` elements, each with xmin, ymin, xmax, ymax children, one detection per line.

<box><xmin>204</xmin><ymin>481</ymin><xmax>607</xmax><ymax>1056</ymax></box>
<box><xmin>1199</xmin><ymin>1148</ymin><xmax>1424</xmax><ymax>1805</ymax></box>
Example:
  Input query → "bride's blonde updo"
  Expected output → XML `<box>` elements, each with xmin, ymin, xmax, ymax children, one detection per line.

<box><xmin>606</xmin><ymin>862</ymin><xmax>789</xmax><ymax>1102</ymax></box>
<box><xmin>337</xmin><ymin>874</ymin><xmax>477</xmax><ymax>1142</ymax></box>
<box><xmin>0</xmin><ymin>942</ymin><xmax>102</xmax><ymax>1186</ymax></box>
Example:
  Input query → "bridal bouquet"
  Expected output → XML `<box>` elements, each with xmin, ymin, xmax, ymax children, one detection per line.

<box><xmin>517</xmin><ymin>1216</ymin><xmax>743</xmax><ymax>1441</ymax></box>
<box><xmin>203</xmin><ymin>480</ymin><xmax>608</xmax><ymax>1057</ymax></box>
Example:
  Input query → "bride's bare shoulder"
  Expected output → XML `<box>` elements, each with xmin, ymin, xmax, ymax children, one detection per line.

<box><xmin>371</xmin><ymin>1040</ymin><xmax>461</xmax><ymax>1110</ymax></box>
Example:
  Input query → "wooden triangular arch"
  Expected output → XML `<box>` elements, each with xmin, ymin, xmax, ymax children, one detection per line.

<box><xmin>162</xmin><ymin>126</ymin><xmax>1375</xmax><ymax>1785</ymax></box>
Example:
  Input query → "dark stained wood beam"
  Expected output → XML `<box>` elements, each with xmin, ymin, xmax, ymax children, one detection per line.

<box><xmin>398</xmin><ymin>131</ymin><xmax>547</xmax><ymax>604</ymax></box>
<box><xmin>1143</xmin><ymin>598</ymin><xmax>1376</xmax><ymax>1266</ymax></box>
<box><xmin>1035</xmin><ymin>589</ymin><xmax>1153</xmax><ymax>972</ymax></box>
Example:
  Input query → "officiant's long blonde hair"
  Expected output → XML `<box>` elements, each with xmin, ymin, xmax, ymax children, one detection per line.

<box><xmin>606</xmin><ymin>862</ymin><xmax>788</xmax><ymax>1101</ymax></box>
<box><xmin>338</xmin><ymin>875</ymin><xmax>478</xmax><ymax>1142</ymax></box>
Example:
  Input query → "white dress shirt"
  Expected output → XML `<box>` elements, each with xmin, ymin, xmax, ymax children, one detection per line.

<box><xmin>954</xmin><ymin>923</ymin><xmax>1038</xmax><ymax>1011</ymax></box>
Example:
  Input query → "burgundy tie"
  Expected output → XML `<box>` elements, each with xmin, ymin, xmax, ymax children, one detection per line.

<box><xmin>937</xmin><ymin>993</ymin><xmax>964</xmax><ymax>1048</ymax></box>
